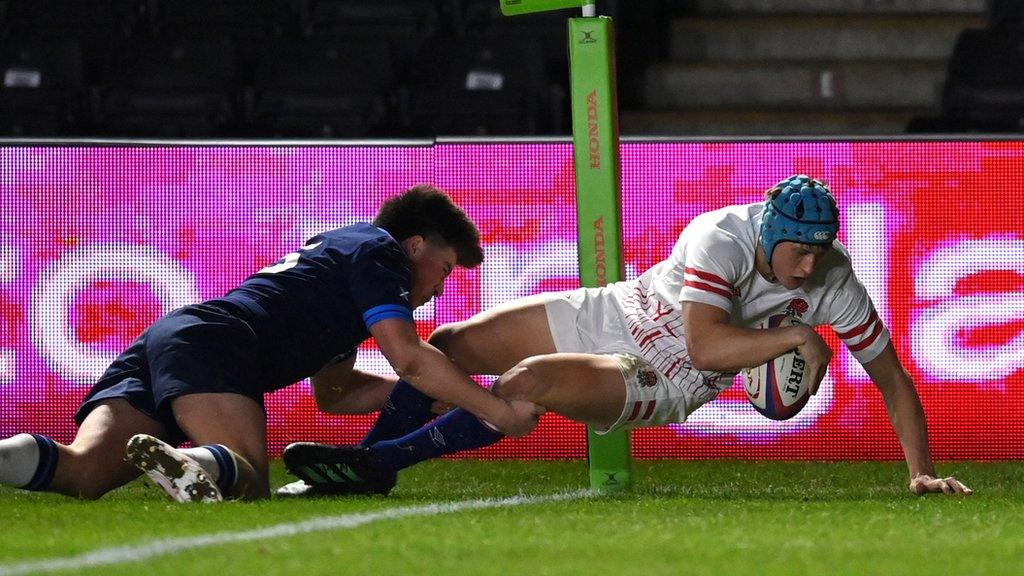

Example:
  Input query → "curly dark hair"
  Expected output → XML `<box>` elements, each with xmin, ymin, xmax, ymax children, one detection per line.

<box><xmin>373</xmin><ymin>185</ymin><xmax>483</xmax><ymax>268</ymax></box>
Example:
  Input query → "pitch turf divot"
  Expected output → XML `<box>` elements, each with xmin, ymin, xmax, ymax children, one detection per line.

<box><xmin>0</xmin><ymin>490</ymin><xmax>594</xmax><ymax>576</ymax></box>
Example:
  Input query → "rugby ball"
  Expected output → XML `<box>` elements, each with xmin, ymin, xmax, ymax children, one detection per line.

<box><xmin>742</xmin><ymin>315</ymin><xmax>811</xmax><ymax>421</ymax></box>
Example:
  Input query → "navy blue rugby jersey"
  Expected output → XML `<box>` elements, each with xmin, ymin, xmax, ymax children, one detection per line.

<box><xmin>210</xmin><ymin>223</ymin><xmax>414</xmax><ymax>392</ymax></box>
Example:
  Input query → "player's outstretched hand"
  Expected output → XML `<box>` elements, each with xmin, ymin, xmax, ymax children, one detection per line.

<box><xmin>794</xmin><ymin>323</ymin><xmax>832</xmax><ymax>395</ymax></box>
<box><xmin>909</xmin><ymin>474</ymin><xmax>973</xmax><ymax>496</ymax></box>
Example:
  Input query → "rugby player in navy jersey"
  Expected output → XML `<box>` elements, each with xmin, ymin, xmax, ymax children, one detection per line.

<box><xmin>0</xmin><ymin>185</ymin><xmax>541</xmax><ymax>502</ymax></box>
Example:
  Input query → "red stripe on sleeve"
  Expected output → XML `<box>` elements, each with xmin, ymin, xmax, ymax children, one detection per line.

<box><xmin>641</xmin><ymin>400</ymin><xmax>658</xmax><ymax>421</ymax></box>
<box><xmin>684</xmin><ymin>267</ymin><xmax>732</xmax><ymax>289</ymax></box>
<box><xmin>625</xmin><ymin>401</ymin><xmax>643</xmax><ymax>422</ymax></box>
<box><xmin>836</xmin><ymin>309</ymin><xmax>879</xmax><ymax>340</ymax></box>
<box><xmin>846</xmin><ymin>321</ymin><xmax>885</xmax><ymax>352</ymax></box>
<box><xmin>684</xmin><ymin>280</ymin><xmax>734</xmax><ymax>300</ymax></box>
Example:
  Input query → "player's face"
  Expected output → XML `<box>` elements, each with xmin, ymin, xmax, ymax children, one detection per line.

<box><xmin>406</xmin><ymin>236</ymin><xmax>457</xmax><ymax>308</ymax></box>
<box><xmin>770</xmin><ymin>242</ymin><xmax>830</xmax><ymax>289</ymax></box>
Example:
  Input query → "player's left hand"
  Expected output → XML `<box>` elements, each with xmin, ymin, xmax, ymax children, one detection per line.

<box><xmin>909</xmin><ymin>474</ymin><xmax>973</xmax><ymax>496</ymax></box>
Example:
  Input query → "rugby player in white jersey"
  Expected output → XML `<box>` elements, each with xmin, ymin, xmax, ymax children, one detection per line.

<box><xmin>281</xmin><ymin>175</ymin><xmax>971</xmax><ymax>497</ymax></box>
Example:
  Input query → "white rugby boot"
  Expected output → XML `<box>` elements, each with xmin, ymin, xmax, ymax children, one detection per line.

<box><xmin>126</xmin><ymin>434</ymin><xmax>222</xmax><ymax>503</ymax></box>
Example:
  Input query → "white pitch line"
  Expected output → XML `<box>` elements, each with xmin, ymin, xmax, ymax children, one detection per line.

<box><xmin>0</xmin><ymin>490</ymin><xmax>593</xmax><ymax>576</ymax></box>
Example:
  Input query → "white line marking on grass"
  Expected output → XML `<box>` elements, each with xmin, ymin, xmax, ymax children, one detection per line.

<box><xmin>0</xmin><ymin>490</ymin><xmax>593</xmax><ymax>576</ymax></box>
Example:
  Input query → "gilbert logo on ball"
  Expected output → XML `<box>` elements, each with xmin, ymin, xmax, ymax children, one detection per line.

<box><xmin>743</xmin><ymin>315</ymin><xmax>813</xmax><ymax>420</ymax></box>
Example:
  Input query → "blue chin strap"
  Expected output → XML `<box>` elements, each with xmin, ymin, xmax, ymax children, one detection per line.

<box><xmin>759</xmin><ymin>175</ymin><xmax>839</xmax><ymax>265</ymax></box>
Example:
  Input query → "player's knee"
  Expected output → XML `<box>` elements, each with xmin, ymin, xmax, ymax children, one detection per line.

<box><xmin>311</xmin><ymin>376</ymin><xmax>354</xmax><ymax>413</ymax></box>
<box><xmin>492</xmin><ymin>358</ymin><xmax>547</xmax><ymax>402</ymax></box>
<box><xmin>427</xmin><ymin>323</ymin><xmax>456</xmax><ymax>353</ymax></box>
<box><xmin>428</xmin><ymin>322</ymin><xmax>472</xmax><ymax>358</ymax></box>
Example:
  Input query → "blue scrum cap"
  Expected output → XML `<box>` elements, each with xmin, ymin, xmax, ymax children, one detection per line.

<box><xmin>759</xmin><ymin>175</ymin><xmax>839</xmax><ymax>264</ymax></box>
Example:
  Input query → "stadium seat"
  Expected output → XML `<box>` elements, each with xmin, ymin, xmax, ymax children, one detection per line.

<box><xmin>989</xmin><ymin>0</ymin><xmax>1024</xmax><ymax>31</ymax></box>
<box><xmin>97</xmin><ymin>37</ymin><xmax>240</xmax><ymax>137</ymax></box>
<box><xmin>3</xmin><ymin>0</ymin><xmax>136</xmax><ymax>39</ymax></box>
<box><xmin>397</xmin><ymin>38</ymin><xmax>550</xmax><ymax>136</ymax></box>
<box><xmin>3</xmin><ymin>0</ymin><xmax>137</xmax><ymax>82</ymax></box>
<box><xmin>453</xmin><ymin>0</ymin><xmax>570</xmax><ymax>133</ymax></box>
<box><xmin>940</xmin><ymin>28</ymin><xmax>1024</xmax><ymax>132</ymax></box>
<box><xmin>302</xmin><ymin>0</ymin><xmax>439</xmax><ymax>59</ymax></box>
<box><xmin>455</xmin><ymin>0</ymin><xmax>568</xmax><ymax>69</ymax></box>
<box><xmin>143</xmin><ymin>0</ymin><xmax>293</xmax><ymax>39</ymax></box>
<box><xmin>249</xmin><ymin>37</ymin><xmax>393</xmax><ymax>137</ymax></box>
<box><xmin>0</xmin><ymin>37</ymin><xmax>85</xmax><ymax>135</ymax></box>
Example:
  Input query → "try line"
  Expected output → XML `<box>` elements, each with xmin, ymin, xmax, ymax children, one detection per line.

<box><xmin>0</xmin><ymin>490</ymin><xmax>594</xmax><ymax>576</ymax></box>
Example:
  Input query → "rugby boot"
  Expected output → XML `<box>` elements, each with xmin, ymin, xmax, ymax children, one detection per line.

<box><xmin>126</xmin><ymin>434</ymin><xmax>223</xmax><ymax>503</ymax></box>
<box><xmin>282</xmin><ymin>443</ymin><xmax>396</xmax><ymax>496</ymax></box>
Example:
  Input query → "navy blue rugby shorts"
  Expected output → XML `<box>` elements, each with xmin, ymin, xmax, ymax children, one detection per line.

<box><xmin>75</xmin><ymin>302</ymin><xmax>265</xmax><ymax>444</ymax></box>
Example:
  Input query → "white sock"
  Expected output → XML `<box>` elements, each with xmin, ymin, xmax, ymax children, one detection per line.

<box><xmin>0</xmin><ymin>434</ymin><xmax>41</xmax><ymax>487</ymax></box>
<box><xmin>180</xmin><ymin>447</ymin><xmax>221</xmax><ymax>482</ymax></box>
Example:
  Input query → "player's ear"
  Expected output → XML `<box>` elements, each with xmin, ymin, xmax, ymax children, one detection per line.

<box><xmin>401</xmin><ymin>235</ymin><xmax>425</xmax><ymax>258</ymax></box>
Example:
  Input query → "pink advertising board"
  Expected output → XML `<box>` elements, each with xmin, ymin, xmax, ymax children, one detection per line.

<box><xmin>1</xmin><ymin>141</ymin><xmax>1021</xmax><ymax>459</ymax></box>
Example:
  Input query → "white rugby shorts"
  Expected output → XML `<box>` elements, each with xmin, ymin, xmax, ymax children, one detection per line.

<box><xmin>541</xmin><ymin>287</ymin><xmax>692</xmax><ymax>433</ymax></box>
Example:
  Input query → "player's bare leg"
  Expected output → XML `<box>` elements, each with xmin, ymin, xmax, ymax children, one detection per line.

<box><xmin>428</xmin><ymin>294</ymin><xmax>557</xmax><ymax>375</ymax></box>
<box><xmin>491</xmin><ymin>353</ymin><xmax>627</xmax><ymax>431</ymax></box>
<box><xmin>171</xmin><ymin>393</ymin><xmax>269</xmax><ymax>500</ymax></box>
<box><xmin>48</xmin><ymin>399</ymin><xmax>170</xmax><ymax>499</ymax></box>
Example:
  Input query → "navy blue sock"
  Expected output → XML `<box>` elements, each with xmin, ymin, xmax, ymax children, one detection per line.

<box><xmin>24</xmin><ymin>434</ymin><xmax>59</xmax><ymax>491</ymax></box>
<box><xmin>200</xmin><ymin>444</ymin><xmax>237</xmax><ymax>493</ymax></box>
<box><xmin>370</xmin><ymin>408</ymin><xmax>504</xmax><ymax>473</ymax></box>
<box><xmin>360</xmin><ymin>379</ymin><xmax>436</xmax><ymax>446</ymax></box>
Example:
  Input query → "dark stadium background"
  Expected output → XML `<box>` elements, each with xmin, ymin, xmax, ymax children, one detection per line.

<box><xmin>1</xmin><ymin>0</ymin><xmax>1021</xmax><ymax>138</ymax></box>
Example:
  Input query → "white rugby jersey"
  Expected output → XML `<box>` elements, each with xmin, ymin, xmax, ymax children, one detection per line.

<box><xmin>605</xmin><ymin>202</ymin><xmax>890</xmax><ymax>412</ymax></box>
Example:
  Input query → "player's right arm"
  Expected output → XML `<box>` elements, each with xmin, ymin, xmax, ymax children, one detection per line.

<box><xmin>682</xmin><ymin>301</ymin><xmax>832</xmax><ymax>390</ymax></box>
<box><xmin>370</xmin><ymin>317</ymin><xmax>540</xmax><ymax>437</ymax></box>
<box><xmin>678</xmin><ymin>217</ymin><xmax>831</xmax><ymax>388</ymax></box>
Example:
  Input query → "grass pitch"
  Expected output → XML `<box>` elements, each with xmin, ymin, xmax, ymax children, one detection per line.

<box><xmin>1</xmin><ymin>460</ymin><xmax>1021</xmax><ymax>576</ymax></box>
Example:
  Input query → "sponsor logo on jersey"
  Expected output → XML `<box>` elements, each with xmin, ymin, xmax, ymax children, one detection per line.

<box><xmin>399</xmin><ymin>288</ymin><xmax>409</xmax><ymax>301</ymax></box>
